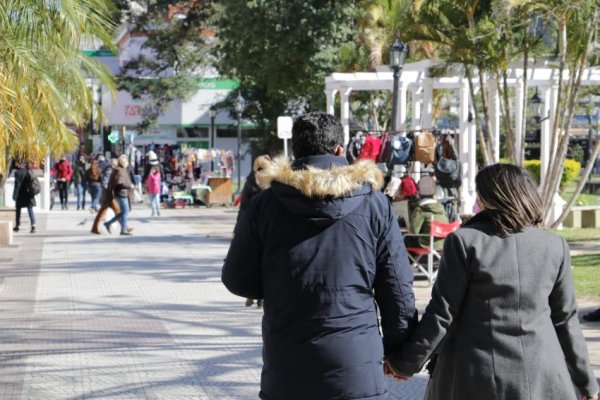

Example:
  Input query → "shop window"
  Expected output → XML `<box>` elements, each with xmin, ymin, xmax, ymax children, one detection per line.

<box><xmin>177</xmin><ymin>127</ymin><xmax>208</xmax><ymax>138</ymax></box>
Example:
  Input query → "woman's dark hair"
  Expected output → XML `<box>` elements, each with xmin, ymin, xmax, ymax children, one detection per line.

<box><xmin>475</xmin><ymin>163</ymin><xmax>543</xmax><ymax>236</ymax></box>
<box><xmin>291</xmin><ymin>112</ymin><xmax>344</xmax><ymax>159</ymax></box>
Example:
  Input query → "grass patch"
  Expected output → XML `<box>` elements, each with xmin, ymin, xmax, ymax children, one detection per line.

<box><xmin>561</xmin><ymin>175</ymin><xmax>600</xmax><ymax>206</ymax></box>
<box><xmin>572</xmin><ymin>254</ymin><xmax>600</xmax><ymax>300</ymax></box>
<box><xmin>551</xmin><ymin>228</ymin><xmax>600</xmax><ymax>243</ymax></box>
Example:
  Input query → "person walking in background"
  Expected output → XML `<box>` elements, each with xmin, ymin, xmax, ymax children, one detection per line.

<box><xmin>12</xmin><ymin>160</ymin><xmax>37</xmax><ymax>233</ymax></box>
<box><xmin>51</xmin><ymin>156</ymin><xmax>73</xmax><ymax>210</ymax></box>
<box><xmin>222</xmin><ymin>112</ymin><xmax>417</xmax><ymax>400</ymax></box>
<box><xmin>73</xmin><ymin>155</ymin><xmax>88</xmax><ymax>210</ymax></box>
<box><xmin>91</xmin><ymin>158</ymin><xmax>134</xmax><ymax>235</ymax></box>
<box><xmin>386</xmin><ymin>164</ymin><xmax>599</xmax><ymax>400</ymax></box>
<box><xmin>86</xmin><ymin>159</ymin><xmax>102</xmax><ymax>213</ymax></box>
<box><xmin>146</xmin><ymin>165</ymin><xmax>162</xmax><ymax>217</ymax></box>
<box><xmin>104</xmin><ymin>154</ymin><xmax>135</xmax><ymax>236</ymax></box>
<box><xmin>142</xmin><ymin>151</ymin><xmax>164</xmax><ymax>187</ymax></box>
<box><xmin>237</xmin><ymin>154</ymin><xmax>272</xmax><ymax>308</ymax></box>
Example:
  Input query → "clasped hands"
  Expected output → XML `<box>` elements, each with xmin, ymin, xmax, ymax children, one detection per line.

<box><xmin>383</xmin><ymin>358</ymin><xmax>410</xmax><ymax>382</ymax></box>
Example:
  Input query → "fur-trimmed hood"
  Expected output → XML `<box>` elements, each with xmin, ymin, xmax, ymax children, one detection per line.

<box><xmin>255</xmin><ymin>155</ymin><xmax>383</xmax><ymax>197</ymax></box>
<box><xmin>254</xmin><ymin>154</ymin><xmax>384</xmax><ymax>225</ymax></box>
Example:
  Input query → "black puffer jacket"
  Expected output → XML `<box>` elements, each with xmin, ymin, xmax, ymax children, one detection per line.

<box><xmin>222</xmin><ymin>154</ymin><xmax>417</xmax><ymax>400</ymax></box>
<box><xmin>13</xmin><ymin>167</ymin><xmax>37</xmax><ymax>208</ymax></box>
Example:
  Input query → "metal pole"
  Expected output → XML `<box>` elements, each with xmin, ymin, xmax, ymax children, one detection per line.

<box><xmin>391</xmin><ymin>67</ymin><xmax>400</xmax><ymax>131</ymax></box>
<box><xmin>210</xmin><ymin>115</ymin><xmax>215</xmax><ymax>172</ymax></box>
<box><xmin>237</xmin><ymin>112</ymin><xmax>242</xmax><ymax>192</ymax></box>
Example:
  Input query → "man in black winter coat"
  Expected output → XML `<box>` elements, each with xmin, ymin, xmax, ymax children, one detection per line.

<box><xmin>222</xmin><ymin>111</ymin><xmax>417</xmax><ymax>400</ymax></box>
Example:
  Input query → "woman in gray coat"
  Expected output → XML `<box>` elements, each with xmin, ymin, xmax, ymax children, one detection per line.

<box><xmin>387</xmin><ymin>164</ymin><xmax>598</xmax><ymax>400</ymax></box>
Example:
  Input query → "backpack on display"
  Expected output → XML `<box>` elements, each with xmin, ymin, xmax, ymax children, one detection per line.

<box><xmin>388</xmin><ymin>134</ymin><xmax>413</xmax><ymax>166</ymax></box>
<box><xmin>400</xmin><ymin>175</ymin><xmax>418</xmax><ymax>199</ymax></box>
<box><xmin>346</xmin><ymin>138</ymin><xmax>363</xmax><ymax>164</ymax></box>
<box><xmin>414</xmin><ymin>131</ymin><xmax>436</xmax><ymax>165</ymax></box>
<box><xmin>359</xmin><ymin>134</ymin><xmax>382</xmax><ymax>161</ymax></box>
<box><xmin>435</xmin><ymin>138</ymin><xmax>462</xmax><ymax>189</ymax></box>
<box><xmin>417</xmin><ymin>175</ymin><xmax>437</xmax><ymax>197</ymax></box>
<box><xmin>376</xmin><ymin>134</ymin><xmax>393</xmax><ymax>164</ymax></box>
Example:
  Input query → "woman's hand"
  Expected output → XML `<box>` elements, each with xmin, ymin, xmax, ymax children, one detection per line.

<box><xmin>581</xmin><ymin>394</ymin><xmax>599</xmax><ymax>400</ymax></box>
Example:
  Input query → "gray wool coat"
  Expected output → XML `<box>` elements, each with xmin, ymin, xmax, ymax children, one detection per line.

<box><xmin>389</xmin><ymin>211</ymin><xmax>599</xmax><ymax>399</ymax></box>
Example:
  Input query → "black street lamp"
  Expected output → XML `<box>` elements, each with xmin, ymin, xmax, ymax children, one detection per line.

<box><xmin>389</xmin><ymin>37</ymin><xmax>407</xmax><ymax>131</ymax></box>
<box><xmin>234</xmin><ymin>92</ymin><xmax>245</xmax><ymax>193</ymax></box>
<box><xmin>530</xmin><ymin>88</ymin><xmax>546</xmax><ymax>123</ymax></box>
<box><xmin>209</xmin><ymin>105</ymin><xmax>217</xmax><ymax>173</ymax></box>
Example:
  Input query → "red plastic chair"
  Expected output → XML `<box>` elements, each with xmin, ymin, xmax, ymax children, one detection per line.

<box><xmin>405</xmin><ymin>217</ymin><xmax>461</xmax><ymax>284</ymax></box>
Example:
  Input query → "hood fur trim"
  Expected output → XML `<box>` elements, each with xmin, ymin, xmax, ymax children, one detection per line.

<box><xmin>255</xmin><ymin>156</ymin><xmax>384</xmax><ymax>198</ymax></box>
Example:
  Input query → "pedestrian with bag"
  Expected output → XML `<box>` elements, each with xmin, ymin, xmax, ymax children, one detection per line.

<box><xmin>12</xmin><ymin>160</ymin><xmax>38</xmax><ymax>233</ymax></box>
<box><xmin>73</xmin><ymin>155</ymin><xmax>88</xmax><ymax>210</ymax></box>
<box><xmin>104</xmin><ymin>154</ymin><xmax>135</xmax><ymax>236</ymax></box>
<box><xmin>85</xmin><ymin>159</ymin><xmax>102</xmax><ymax>213</ymax></box>
<box><xmin>222</xmin><ymin>111</ymin><xmax>417</xmax><ymax>400</ymax></box>
<box><xmin>386</xmin><ymin>163</ymin><xmax>599</xmax><ymax>400</ymax></box>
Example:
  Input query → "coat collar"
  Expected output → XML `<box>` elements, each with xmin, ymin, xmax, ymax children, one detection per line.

<box><xmin>255</xmin><ymin>155</ymin><xmax>384</xmax><ymax>198</ymax></box>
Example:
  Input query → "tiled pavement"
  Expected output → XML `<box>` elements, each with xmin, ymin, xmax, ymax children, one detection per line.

<box><xmin>0</xmin><ymin>204</ymin><xmax>598</xmax><ymax>399</ymax></box>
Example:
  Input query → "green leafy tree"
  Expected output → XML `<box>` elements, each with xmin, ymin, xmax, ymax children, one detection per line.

<box><xmin>215</xmin><ymin>1</ymin><xmax>358</xmax><ymax>150</ymax></box>
<box><xmin>116</xmin><ymin>0</ymin><xmax>214</xmax><ymax>131</ymax></box>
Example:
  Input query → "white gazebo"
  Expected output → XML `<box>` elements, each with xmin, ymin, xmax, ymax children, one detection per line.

<box><xmin>325</xmin><ymin>59</ymin><xmax>600</xmax><ymax>215</ymax></box>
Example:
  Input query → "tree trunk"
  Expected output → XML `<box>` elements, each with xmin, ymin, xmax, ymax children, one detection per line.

<box><xmin>542</xmin><ymin>10</ymin><xmax>597</xmax><ymax>223</ymax></box>
<box><xmin>479</xmin><ymin>68</ymin><xmax>497</xmax><ymax>163</ymax></box>
<box><xmin>498</xmin><ymin>69</ymin><xmax>515</xmax><ymax>162</ymax></box>
<box><xmin>551</xmin><ymin>137</ymin><xmax>600</xmax><ymax>228</ymax></box>
<box><xmin>518</xmin><ymin>33</ymin><xmax>529</xmax><ymax>166</ymax></box>
<box><xmin>466</xmin><ymin>66</ymin><xmax>492</xmax><ymax>166</ymax></box>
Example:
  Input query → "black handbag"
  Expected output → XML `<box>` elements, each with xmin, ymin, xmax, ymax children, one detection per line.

<box><xmin>435</xmin><ymin>139</ymin><xmax>461</xmax><ymax>189</ymax></box>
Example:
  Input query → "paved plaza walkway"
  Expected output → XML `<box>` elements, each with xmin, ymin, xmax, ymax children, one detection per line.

<box><xmin>0</xmin><ymin>205</ymin><xmax>599</xmax><ymax>399</ymax></box>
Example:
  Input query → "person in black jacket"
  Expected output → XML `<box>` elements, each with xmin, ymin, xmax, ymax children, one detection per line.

<box><xmin>222</xmin><ymin>111</ymin><xmax>417</xmax><ymax>400</ymax></box>
<box><xmin>237</xmin><ymin>154</ymin><xmax>272</xmax><ymax>308</ymax></box>
<box><xmin>12</xmin><ymin>160</ymin><xmax>37</xmax><ymax>233</ymax></box>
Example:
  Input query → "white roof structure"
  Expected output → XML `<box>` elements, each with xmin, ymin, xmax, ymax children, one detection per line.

<box><xmin>324</xmin><ymin>59</ymin><xmax>600</xmax><ymax>215</ymax></box>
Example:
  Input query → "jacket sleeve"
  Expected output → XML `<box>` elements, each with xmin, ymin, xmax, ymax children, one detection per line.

<box><xmin>550</xmin><ymin>238</ymin><xmax>599</xmax><ymax>397</ymax></box>
<box><xmin>388</xmin><ymin>232</ymin><xmax>469</xmax><ymax>376</ymax></box>
<box><xmin>373</xmin><ymin>200</ymin><xmax>417</xmax><ymax>357</ymax></box>
<box><xmin>222</xmin><ymin>200</ymin><xmax>263</xmax><ymax>299</ymax></box>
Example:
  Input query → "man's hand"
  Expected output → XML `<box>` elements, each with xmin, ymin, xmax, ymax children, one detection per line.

<box><xmin>383</xmin><ymin>359</ymin><xmax>409</xmax><ymax>382</ymax></box>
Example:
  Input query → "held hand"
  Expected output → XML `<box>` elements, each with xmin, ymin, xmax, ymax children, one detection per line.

<box><xmin>383</xmin><ymin>359</ymin><xmax>409</xmax><ymax>382</ymax></box>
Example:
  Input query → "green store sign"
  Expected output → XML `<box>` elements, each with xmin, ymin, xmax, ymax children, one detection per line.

<box><xmin>198</xmin><ymin>78</ymin><xmax>239</xmax><ymax>90</ymax></box>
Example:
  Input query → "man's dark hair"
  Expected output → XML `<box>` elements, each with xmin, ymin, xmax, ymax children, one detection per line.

<box><xmin>291</xmin><ymin>112</ymin><xmax>344</xmax><ymax>159</ymax></box>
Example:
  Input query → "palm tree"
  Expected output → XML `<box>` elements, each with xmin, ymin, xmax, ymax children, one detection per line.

<box><xmin>0</xmin><ymin>0</ymin><xmax>116</xmax><ymax>174</ymax></box>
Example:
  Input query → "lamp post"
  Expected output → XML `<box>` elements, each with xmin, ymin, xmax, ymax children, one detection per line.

<box><xmin>234</xmin><ymin>92</ymin><xmax>245</xmax><ymax>193</ymax></box>
<box><xmin>530</xmin><ymin>88</ymin><xmax>545</xmax><ymax>123</ymax></box>
<box><xmin>209</xmin><ymin>105</ymin><xmax>217</xmax><ymax>173</ymax></box>
<box><xmin>389</xmin><ymin>37</ymin><xmax>407</xmax><ymax>131</ymax></box>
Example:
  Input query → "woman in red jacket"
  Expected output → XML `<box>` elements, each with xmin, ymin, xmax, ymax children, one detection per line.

<box><xmin>51</xmin><ymin>156</ymin><xmax>73</xmax><ymax>210</ymax></box>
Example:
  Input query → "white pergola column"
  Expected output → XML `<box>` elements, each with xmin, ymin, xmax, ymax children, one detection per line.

<box><xmin>411</xmin><ymin>88</ymin><xmax>422</xmax><ymax>130</ymax></box>
<box><xmin>396</xmin><ymin>83</ymin><xmax>407</xmax><ymax>130</ymax></box>
<box><xmin>459</xmin><ymin>81</ymin><xmax>475</xmax><ymax>215</ymax></box>
<box><xmin>488</xmin><ymin>78</ymin><xmax>501</xmax><ymax>162</ymax></box>
<box><xmin>42</xmin><ymin>153</ymin><xmax>51</xmax><ymax>211</ymax></box>
<box><xmin>340</xmin><ymin>87</ymin><xmax>352</xmax><ymax>145</ymax></box>
<box><xmin>514</xmin><ymin>80</ymin><xmax>525</xmax><ymax>162</ymax></box>
<box><xmin>411</xmin><ymin>88</ymin><xmax>422</xmax><ymax>180</ymax></box>
<box><xmin>422</xmin><ymin>78</ymin><xmax>433</xmax><ymax>129</ymax></box>
<box><xmin>539</xmin><ymin>86</ymin><xmax>552</xmax><ymax>187</ymax></box>
<box><xmin>325</xmin><ymin>89</ymin><xmax>338</xmax><ymax>116</ymax></box>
